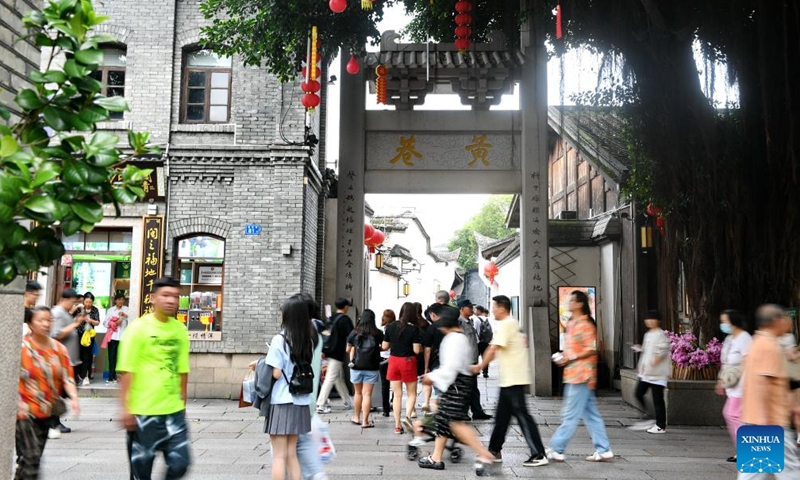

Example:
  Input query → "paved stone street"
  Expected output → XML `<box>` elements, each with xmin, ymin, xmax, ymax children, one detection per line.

<box><xmin>39</xmin><ymin>370</ymin><xmax>738</xmax><ymax>480</ymax></box>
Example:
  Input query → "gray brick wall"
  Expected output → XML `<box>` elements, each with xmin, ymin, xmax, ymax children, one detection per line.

<box><xmin>1</xmin><ymin>0</ymin><xmax>42</xmax><ymax>123</ymax></box>
<box><xmin>52</xmin><ymin>1</ymin><xmax>327</xmax><ymax>364</ymax></box>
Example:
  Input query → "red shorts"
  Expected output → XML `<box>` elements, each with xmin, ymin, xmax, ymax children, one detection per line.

<box><xmin>387</xmin><ymin>355</ymin><xmax>418</xmax><ymax>382</ymax></box>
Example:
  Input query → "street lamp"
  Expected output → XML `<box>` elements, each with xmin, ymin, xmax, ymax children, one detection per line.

<box><xmin>398</xmin><ymin>279</ymin><xmax>410</xmax><ymax>298</ymax></box>
<box><xmin>375</xmin><ymin>252</ymin><xmax>384</xmax><ymax>269</ymax></box>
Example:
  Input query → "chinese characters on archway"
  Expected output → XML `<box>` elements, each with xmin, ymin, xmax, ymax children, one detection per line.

<box><xmin>340</xmin><ymin>170</ymin><xmax>357</xmax><ymax>294</ymax></box>
<box><xmin>388</xmin><ymin>134</ymin><xmax>495</xmax><ymax>168</ymax></box>
<box><xmin>140</xmin><ymin>216</ymin><xmax>164</xmax><ymax>315</ymax></box>
<box><xmin>528</xmin><ymin>171</ymin><xmax>545</xmax><ymax>294</ymax></box>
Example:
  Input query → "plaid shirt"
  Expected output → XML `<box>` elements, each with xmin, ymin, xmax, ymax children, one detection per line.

<box><xmin>563</xmin><ymin>316</ymin><xmax>598</xmax><ymax>390</ymax></box>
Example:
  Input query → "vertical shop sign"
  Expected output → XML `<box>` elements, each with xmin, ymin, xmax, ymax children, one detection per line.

<box><xmin>140</xmin><ymin>215</ymin><xmax>165</xmax><ymax>315</ymax></box>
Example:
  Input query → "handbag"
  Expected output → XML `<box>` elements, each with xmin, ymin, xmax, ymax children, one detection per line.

<box><xmin>80</xmin><ymin>328</ymin><xmax>96</xmax><ymax>347</ymax></box>
<box><xmin>718</xmin><ymin>363</ymin><xmax>742</xmax><ymax>389</ymax></box>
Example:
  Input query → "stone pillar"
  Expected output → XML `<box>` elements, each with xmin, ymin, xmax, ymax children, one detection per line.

<box><xmin>0</xmin><ymin>277</ymin><xmax>23</xmax><ymax>477</ymax></box>
<box><xmin>519</xmin><ymin>4</ymin><xmax>552</xmax><ymax>396</ymax></box>
<box><xmin>335</xmin><ymin>53</ymin><xmax>367</xmax><ymax>319</ymax></box>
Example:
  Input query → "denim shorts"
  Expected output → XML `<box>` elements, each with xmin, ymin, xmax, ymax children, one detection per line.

<box><xmin>351</xmin><ymin>369</ymin><xmax>380</xmax><ymax>384</ymax></box>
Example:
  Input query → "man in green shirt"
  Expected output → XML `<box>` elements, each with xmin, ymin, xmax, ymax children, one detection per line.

<box><xmin>118</xmin><ymin>277</ymin><xmax>191</xmax><ymax>479</ymax></box>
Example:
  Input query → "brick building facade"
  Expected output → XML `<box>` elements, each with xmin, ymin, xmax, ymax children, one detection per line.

<box><xmin>1</xmin><ymin>0</ymin><xmax>41</xmax><ymax>123</ymax></box>
<box><xmin>34</xmin><ymin>0</ymin><xmax>325</xmax><ymax>398</ymax></box>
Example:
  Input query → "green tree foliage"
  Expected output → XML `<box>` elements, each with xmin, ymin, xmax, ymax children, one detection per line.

<box><xmin>0</xmin><ymin>0</ymin><xmax>158</xmax><ymax>285</ymax></box>
<box><xmin>448</xmin><ymin>195</ymin><xmax>515</xmax><ymax>270</ymax></box>
<box><xmin>199</xmin><ymin>0</ymin><xmax>388</xmax><ymax>82</ymax></box>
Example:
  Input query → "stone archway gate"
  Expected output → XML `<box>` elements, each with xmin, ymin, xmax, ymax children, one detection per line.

<box><xmin>335</xmin><ymin>13</ymin><xmax>554</xmax><ymax>395</ymax></box>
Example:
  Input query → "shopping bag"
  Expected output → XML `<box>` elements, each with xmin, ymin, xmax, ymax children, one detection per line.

<box><xmin>311</xmin><ymin>414</ymin><xmax>336</xmax><ymax>465</ymax></box>
<box><xmin>239</xmin><ymin>372</ymin><xmax>255</xmax><ymax>408</ymax></box>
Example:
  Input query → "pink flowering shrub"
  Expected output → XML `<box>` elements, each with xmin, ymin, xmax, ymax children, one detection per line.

<box><xmin>666</xmin><ymin>332</ymin><xmax>722</xmax><ymax>369</ymax></box>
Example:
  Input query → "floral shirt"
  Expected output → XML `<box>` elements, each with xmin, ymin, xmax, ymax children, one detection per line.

<box><xmin>563</xmin><ymin>316</ymin><xmax>598</xmax><ymax>390</ymax></box>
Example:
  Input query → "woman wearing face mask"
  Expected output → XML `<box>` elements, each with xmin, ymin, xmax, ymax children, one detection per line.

<box><xmin>715</xmin><ymin>310</ymin><xmax>752</xmax><ymax>463</ymax></box>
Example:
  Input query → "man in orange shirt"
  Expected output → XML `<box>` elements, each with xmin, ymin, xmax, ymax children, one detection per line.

<box><xmin>738</xmin><ymin>304</ymin><xmax>799</xmax><ymax>479</ymax></box>
<box><xmin>546</xmin><ymin>290</ymin><xmax>613</xmax><ymax>463</ymax></box>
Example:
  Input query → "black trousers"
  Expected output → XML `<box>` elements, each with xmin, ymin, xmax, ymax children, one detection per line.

<box><xmin>15</xmin><ymin>417</ymin><xmax>50</xmax><ymax>480</ymax></box>
<box><xmin>635</xmin><ymin>380</ymin><xmax>666</xmax><ymax>429</ymax></box>
<box><xmin>477</xmin><ymin>343</ymin><xmax>490</xmax><ymax>376</ymax></box>
<box><xmin>107</xmin><ymin>340</ymin><xmax>119</xmax><ymax>381</ymax></box>
<box><xmin>379</xmin><ymin>361</ymin><xmax>391</xmax><ymax>412</ymax></box>
<box><xmin>488</xmin><ymin>385</ymin><xmax>546</xmax><ymax>456</ymax></box>
<box><xmin>78</xmin><ymin>343</ymin><xmax>93</xmax><ymax>380</ymax></box>
<box><xmin>468</xmin><ymin>375</ymin><xmax>486</xmax><ymax>416</ymax></box>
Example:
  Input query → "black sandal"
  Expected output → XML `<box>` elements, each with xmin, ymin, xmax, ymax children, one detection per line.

<box><xmin>418</xmin><ymin>456</ymin><xmax>445</xmax><ymax>470</ymax></box>
<box><xmin>726</xmin><ymin>456</ymin><xmax>737</xmax><ymax>463</ymax></box>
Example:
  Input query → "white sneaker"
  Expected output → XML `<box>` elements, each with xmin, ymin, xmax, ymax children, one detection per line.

<box><xmin>315</xmin><ymin>405</ymin><xmax>331</xmax><ymax>414</ymax></box>
<box><xmin>47</xmin><ymin>428</ymin><xmax>61</xmax><ymax>439</ymax></box>
<box><xmin>586</xmin><ymin>450</ymin><xmax>614</xmax><ymax>462</ymax></box>
<box><xmin>627</xmin><ymin>420</ymin><xmax>655</xmax><ymax>431</ymax></box>
<box><xmin>545</xmin><ymin>447</ymin><xmax>564</xmax><ymax>462</ymax></box>
<box><xmin>646</xmin><ymin>425</ymin><xmax>666</xmax><ymax>434</ymax></box>
<box><xmin>81</xmin><ymin>377</ymin><xmax>90</xmax><ymax>386</ymax></box>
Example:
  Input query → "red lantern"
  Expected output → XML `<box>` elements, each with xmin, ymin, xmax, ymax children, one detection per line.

<box><xmin>375</xmin><ymin>65</ymin><xmax>388</xmax><ymax>104</ymax></box>
<box><xmin>455</xmin><ymin>26</ymin><xmax>472</xmax><ymax>38</ymax></box>
<box><xmin>364</xmin><ymin>224</ymin><xmax>375</xmax><ymax>242</ymax></box>
<box><xmin>455</xmin><ymin>38</ymin><xmax>471</xmax><ymax>51</ymax></box>
<box><xmin>329</xmin><ymin>0</ymin><xmax>346</xmax><ymax>13</ymax></box>
<box><xmin>366</xmin><ymin>229</ymin><xmax>385</xmax><ymax>253</ymax></box>
<box><xmin>301</xmin><ymin>80</ymin><xmax>321</xmax><ymax>93</ymax></box>
<box><xmin>301</xmin><ymin>93</ymin><xmax>320</xmax><ymax>110</ymax></box>
<box><xmin>455</xmin><ymin>13</ymin><xmax>472</xmax><ymax>25</ymax></box>
<box><xmin>455</xmin><ymin>0</ymin><xmax>472</xmax><ymax>12</ymax></box>
<box><xmin>483</xmin><ymin>262</ymin><xmax>499</xmax><ymax>284</ymax></box>
<box><xmin>346</xmin><ymin>55</ymin><xmax>360</xmax><ymax>74</ymax></box>
<box><xmin>645</xmin><ymin>203</ymin><xmax>662</xmax><ymax>218</ymax></box>
<box><xmin>449</xmin><ymin>290</ymin><xmax>456</xmax><ymax>300</ymax></box>
<box><xmin>656</xmin><ymin>216</ymin><xmax>666</xmax><ymax>234</ymax></box>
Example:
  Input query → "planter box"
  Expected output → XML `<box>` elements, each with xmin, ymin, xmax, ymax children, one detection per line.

<box><xmin>620</xmin><ymin>368</ymin><xmax>725</xmax><ymax>426</ymax></box>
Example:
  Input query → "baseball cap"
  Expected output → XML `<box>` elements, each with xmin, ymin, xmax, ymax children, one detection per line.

<box><xmin>456</xmin><ymin>298</ymin><xmax>473</xmax><ymax>309</ymax></box>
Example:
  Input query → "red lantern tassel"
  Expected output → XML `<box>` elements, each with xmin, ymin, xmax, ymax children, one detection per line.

<box><xmin>556</xmin><ymin>2</ymin><xmax>563</xmax><ymax>39</ymax></box>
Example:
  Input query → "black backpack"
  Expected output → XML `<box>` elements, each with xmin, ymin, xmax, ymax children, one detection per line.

<box><xmin>478</xmin><ymin>317</ymin><xmax>493</xmax><ymax>344</ymax></box>
<box><xmin>353</xmin><ymin>334</ymin><xmax>378</xmax><ymax>370</ymax></box>
<box><xmin>321</xmin><ymin>313</ymin><xmax>344</xmax><ymax>356</ymax></box>
<box><xmin>280</xmin><ymin>334</ymin><xmax>315</xmax><ymax>395</ymax></box>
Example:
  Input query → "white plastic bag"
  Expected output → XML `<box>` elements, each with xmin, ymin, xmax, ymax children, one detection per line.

<box><xmin>311</xmin><ymin>414</ymin><xmax>336</xmax><ymax>465</ymax></box>
<box><xmin>241</xmin><ymin>371</ymin><xmax>256</xmax><ymax>405</ymax></box>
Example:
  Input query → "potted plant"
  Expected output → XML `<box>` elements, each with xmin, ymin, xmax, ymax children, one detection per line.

<box><xmin>667</xmin><ymin>332</ymin><xmax>722</xmax><ymax>380</ymax></box>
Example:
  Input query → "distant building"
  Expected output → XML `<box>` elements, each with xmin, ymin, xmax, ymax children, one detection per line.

<box><xmin>33</xmin><ymin>0</ymin><xmax>326</xmax><ymax>399</ymax></box>
<box><xmin>366</xmin><ymin>212</ymin><xmax>459</xmax><ymax>315</ymax></box>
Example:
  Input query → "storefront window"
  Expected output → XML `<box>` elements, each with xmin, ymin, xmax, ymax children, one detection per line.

<box><xmin>176</xmin><ymin>235</ymin><xmax>225</xmax><ymax>341</ymax></box>
<box><xmin>86</xmin><ymin>231</ymin><xmax>110</xmax><ymax>251</ymax></box>
<box><xmin>109</xmin><ymin>231</ymin><xmax>133</xmax><ymax>251</ymax></box>
<box><xmin>62</xmin><ymin>232</ymin><xmax>85</xmax><ymax>250</ymax></box>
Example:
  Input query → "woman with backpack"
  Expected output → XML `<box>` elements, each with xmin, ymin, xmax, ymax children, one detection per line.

<box><xmin>266</xmin><ymin>295</ymin><xmax>318</xmax><ymax>480</ymax></box>
<box><xmin>347</xmin><ymin>309</ymin><xmax>384</xmax><ymax>428</ymax></box>
<box><xmin>383</xmin><ymin>302</ymin><xmax>423</xmax><ymax>434</ymax></box>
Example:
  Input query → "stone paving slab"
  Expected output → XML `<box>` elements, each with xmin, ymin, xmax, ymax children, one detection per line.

<box><xmin>37</xmin><ymin>367</ymin><xmax>740</xmax><ymax>480</ymax></box>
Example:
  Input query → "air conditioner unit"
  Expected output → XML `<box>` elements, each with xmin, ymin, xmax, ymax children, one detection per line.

<box><xmin>557</xmin><ymin>210</ymin><xmax>578</xmax><ymax>220</ymax></box>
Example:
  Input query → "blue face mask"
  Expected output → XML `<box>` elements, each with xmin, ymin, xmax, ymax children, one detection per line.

<box><xmin>720</xmin><ymin>323</ymin><xmax>732</xmax><ymax>334</ymax></box>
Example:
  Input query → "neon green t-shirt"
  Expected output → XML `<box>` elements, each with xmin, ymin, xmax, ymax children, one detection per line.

<box><xmin>117</xmin><ymin>313</ymin><xmax>190</xmax><ymax>415</ymax></box>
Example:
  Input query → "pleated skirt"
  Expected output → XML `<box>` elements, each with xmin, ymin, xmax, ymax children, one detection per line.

<box><xmin>266</xmin><ymin>403</ymin><xmax>311</xmax><ymax>435</ymax></box>
<box><xmin>433</xmin><ymin>374</ymin><xmax>473</xmax><ymax>438</ymax></box>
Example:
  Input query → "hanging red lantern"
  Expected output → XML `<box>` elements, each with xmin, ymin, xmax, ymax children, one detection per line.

<box><xmin>364</xmin><ymin>224</ymin><xmax>375</xmax><ymax>242</ymax></box>
<box><xmin>375</xmin><ymin>65</ymin><xmax>388</xmax><ymax>104</ymax></box>
<box><xmin>455</xmin><ymin>13</ymin><xmax>472</xmax><ymax>25</ymax></box>
<box><xmin>455</xmin><ymin>26</ymin><xmax>472</xmax><ymax>38</ymax></box>
<box><xmin>454</xmin><ymin>0</ymin><xmax>472</xmax><ymax>12</ymax></box>
<box><xmin>656</xmin><ymin>216</ymin><xmax>666</xmax><ymax>234</ymax></box>
<box><xmin>301</xmin><ymin>93</ymin><xmax>320</xmax><ymax>110</ymax></box>
<box><xmin>346</xmin><ymin>55</ymin><xmax>360</xmax><ymax>74</ymax></box>
<box><xmin>329</xmin><ymin>0</ymin><xmax>347</xmax><ymax>13</ymax></box>
<box><xmin>301</xmin><ymin>80</ymin><xmax>321</xmax><ymax>93</ymax></box>
<box><xmin>454</xmin><ymin>0</ymin><xmax>472</xmax><ymax>53</ymax></box>
<box><xmin>483</xmin><ymin>262</ymin><xmax>499</xmax><ymax>284</ymax></box>
<box><xmin>366</xmin><ymin>229</ymin><xmax>385</xmax><ymax>253</ymax></box>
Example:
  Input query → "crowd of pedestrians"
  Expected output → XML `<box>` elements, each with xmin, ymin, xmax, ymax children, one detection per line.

<box><xmin>16</xmin><ymin>276</ymin><xmax>800</xmax><ymax>479</ymax></box>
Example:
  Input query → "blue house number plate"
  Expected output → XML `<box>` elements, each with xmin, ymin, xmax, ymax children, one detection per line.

<box><xmin>245</xmin><ymin>223</ymin><xmax>262</xmax><ymax>236</ymax></box>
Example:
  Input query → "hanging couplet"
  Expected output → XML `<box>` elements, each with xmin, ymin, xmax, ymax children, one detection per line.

<box><xmin>140</xmin><ymin>215</ymin><xmax>165</xmax><ymax>315</ymax></box>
